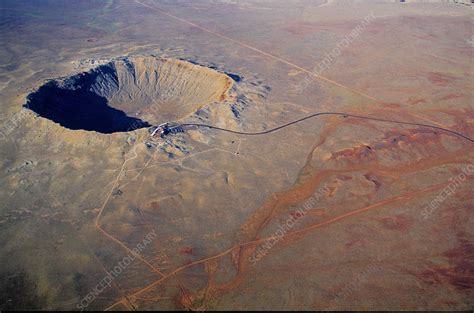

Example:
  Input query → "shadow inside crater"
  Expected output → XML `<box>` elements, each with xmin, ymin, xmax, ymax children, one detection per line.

<box><xmin>25</xmin><ymin>73</ymin><xmax>150</xmax><ymax>134</ymax></box>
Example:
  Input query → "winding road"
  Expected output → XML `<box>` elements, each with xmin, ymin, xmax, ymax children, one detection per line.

<box><xmin>179</xmin><ymin>112</ymin><xmax>474</xmax><ymax>143</ymax></box>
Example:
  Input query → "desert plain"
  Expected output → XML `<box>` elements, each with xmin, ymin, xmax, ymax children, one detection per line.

<box><xmin>0</xmin><ymin>0</ymin><xmax>473</xmax><ymax>310</ymax></box>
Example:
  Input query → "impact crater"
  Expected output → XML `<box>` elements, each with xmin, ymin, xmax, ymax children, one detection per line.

<box><xmin>26</xmin><ymin>56</ymin><xmax>234</xmax><ymax>133</ymax></box>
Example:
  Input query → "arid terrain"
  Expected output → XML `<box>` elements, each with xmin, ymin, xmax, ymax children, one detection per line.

<box><xmin>0</xmin><ymin>0</ymin><xmax>473</xmax><ymax>310</ymax></box>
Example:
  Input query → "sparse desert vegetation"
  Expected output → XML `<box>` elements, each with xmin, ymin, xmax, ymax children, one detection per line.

<box><xmin>0</xmin><ymin>0</ymin><xmax>473</xmax><ymax>311</ymax></box>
